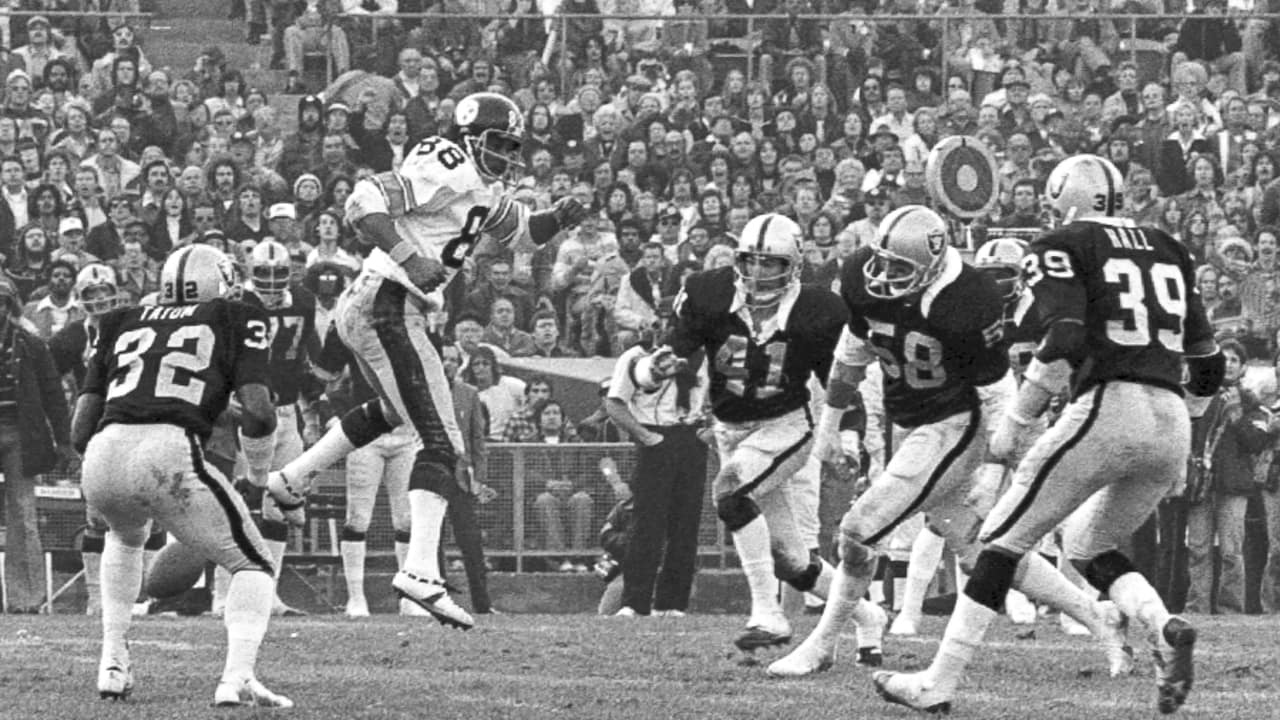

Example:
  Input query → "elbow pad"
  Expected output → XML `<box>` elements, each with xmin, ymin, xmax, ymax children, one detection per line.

<box><xmin>1036</xmin><ymin>320</ymin><xmax>1088</xmax><ymax>367</ymax></box>
<box><xmin>1185</xmin><ymin>350</ymin><xmax>1225</xmax><ymax>398</ymax></box>
<box><xmin>528</xmin><ymin>209</ymin><xmax>560</xmax><ymax>245</ymax></box>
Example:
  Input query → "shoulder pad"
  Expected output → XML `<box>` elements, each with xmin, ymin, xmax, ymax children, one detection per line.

<box><xmin>680</xmin><ymin>267</ymin><xmax>736</xmax><ymax>317</ymax></box>
<box><xmin>934</xmin><ymin>266</ymin><xmax>1005</xmax><ymax>333</ymax></box>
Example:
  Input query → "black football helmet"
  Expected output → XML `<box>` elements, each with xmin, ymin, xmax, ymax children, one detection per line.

<box><xmin>449</xmin><ymin>92</ymin><xmax>525</xmax><ymax>182</ymax></box>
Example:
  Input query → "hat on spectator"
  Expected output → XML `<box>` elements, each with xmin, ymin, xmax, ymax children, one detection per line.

<box><xmin>1263</xmin><ymin>60</ymin><xmax>1280</xmax><ymax>77</ymax></box>
<box><xmin>659</xmin><ymin>204</ymin><xmax>681</xmax><ymax>222</ymax></box>
<box><xmin>298</xmin><ymin>94</ymin><xmax>324</xmax><ymax>115</ymax></box>
<box><xmin>7</xmin><ymin>68</ymin><xmax>31</xmax><ymax>86</ymax></box>
<box><xmin>268</xmin><ymin>203</ymin><xmax>297</xmax><ymax>221</ymax></box>
<box><xmin>326</xmin><ymin>101</ymin><xmax>350</xmax><ymax>115</ymax></box>
<box><xmin>1217</xmin><ymin>235</ymin><xmax>1254</xmax><ymax>263</ymax></box>
<box><xmin>977</xmin><ymin>129</ymin><xmax>1005</xmax><ymax>151</ymax></box>
<box><xmin>293</xmin><ymin>173</ymin><xmax>322</xmax><ymax>197</ymax></box>
<box><xmin>27</xmin><ymin>15</ymin><xmax>50</xmax><ymax>28</ymax></box>
<box><xmin>1004</xmin><ymin>78</ymin><xmax>1030</xmax><ymax>90</ymax></box>
<box><xmin>229</xmin><ymin>130</ymin><xmax>254</xmax><ymax>146</ymax></box>
<box><xmin>59</xmin><ymin>217</ymin><xmax>84</xmax><ymax>234</ymax></box>
<box><xmin>1029</xmin><ymin>93</ymin><xmax>1055</xmax><ymax>109</ymax></box>
<box><xmin>865</xmin><ymin>186</ymin><xmax>891</xmax><ymax>203</ymax></box>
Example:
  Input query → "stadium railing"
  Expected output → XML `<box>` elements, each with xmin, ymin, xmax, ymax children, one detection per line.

<box><xmin>329</xmin><ymin>10</ymin><xmax>1278</xmax><ymax>95</ymax></box>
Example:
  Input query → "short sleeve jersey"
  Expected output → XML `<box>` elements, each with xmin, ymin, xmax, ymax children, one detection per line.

<box><xmin>840</xmin><ymin>246</ymin><xmax>1010</xmax><ymax>428</ymax></box>
<box><xmin>669</xmin><ymin>266</ymin><xmax>847</xmax><ymax>424</ymax></box>
<box><xmin>240</xmin><ymin>290</ymin><xmax>319</xmax><ymax>406</ymax></box>
<box><xmin>83</xmin><ymin>298</ymin><xmax>272</xmax><ymax>439</ymax></box>
<box><xmin>1023</xmin><ymin>218</ymin><xmax>1214</xmax><ymax>397</ymax></box>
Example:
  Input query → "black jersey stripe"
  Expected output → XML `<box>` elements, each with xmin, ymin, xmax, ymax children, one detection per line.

<box><xmin>981</xmin><ymin>383</ymin><xmax>1106</xmax><ymax>544</ymax></box>
<box><xmin>865</xmin><ymin>404</ymin><xmax>980</xmax><ymax>546</ymax></box>
<box><xmin>185</xmin><ymin>432</ymin><xmax>274</xmax><ymax>575</ymax></box>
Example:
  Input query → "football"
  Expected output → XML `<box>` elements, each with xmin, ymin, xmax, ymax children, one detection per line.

<box><xmin>144</xmin><ymin>540</ymin><xmax>208</xmax><ymax>598</ymax></box>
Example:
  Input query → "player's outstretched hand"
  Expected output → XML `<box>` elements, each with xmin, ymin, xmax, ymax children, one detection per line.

<box><xmin>401</xmin><ymin>253</ymin><xmax>448</xmax><ymax>295</ymax></box>
<box><xmin>551</xmin><ymin>196</ymin><xmax>590</xmax><ymax>230</ymax></box>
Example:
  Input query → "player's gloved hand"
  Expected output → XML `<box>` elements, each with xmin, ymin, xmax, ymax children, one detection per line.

<box><xmin>965</xmin><ymin>462</ymin><xmax>1006</xmax><ymax>517</ymax></box>
<box><xmin>266</xmin><ymin>473</ymin><xmax>308</xmax><ymax>528</ymax></box>
<box><xmin>551</xmin><ymin>196</ymin><xmax>590</xmax><ymax>230</ymax></box>
<box><xmin>988</xmin><ymin>410</ymin><xmax>1032</xmax><ymax>464</ymax></box>
<box><xmin>401</xmin><ymin>252</ymin><xmax>448</xmax><ymax>295</ymax></box>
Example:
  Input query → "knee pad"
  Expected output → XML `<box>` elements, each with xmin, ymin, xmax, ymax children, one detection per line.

<box><xmin>772</xmin><ymin>542</ymin><xmax>812</xmax><ymax>584</ymax></box>
<box><xmin>837</xmin><ymin>533</ymin><xmax>878</xmax><ymax>577</ymax></box>
<box><xmin>1079</xmin><ymin>550</ymin><xmax>1136</xmax><ymax>594</ymax></box>
<box><xmin>394</xmin><ymin>530</ymin><xmax>411</xmax><ymax>545</ymax></box>
<box><xmin>715</xmin><ymin>492</ymin><xmax>760</xmax><ymax>532</ymax></box>
<box><xmin>341</xmin><ymin>399</ymin><xmax>397</xmax><ymax>448</ymax></box>
<box><xmin>964</xmin><ymin>549</ymin><xmax>1021</xmax><ymax>612</ymax></box>
<box><xmin>260</xmin><ymin>518</ymin><xmax>290</xmax><ymax>543</ymax></box>
<box><xmin>340</xmin><ymin>526</ymin><xmax>367</xmax><ymax>543</ymax></box>
<box><xmin>144</xmin><ymin>529</ymin><xmax>168</xmax><ymax>551</ymax></box>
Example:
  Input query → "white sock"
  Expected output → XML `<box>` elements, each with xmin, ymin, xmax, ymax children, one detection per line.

<box><xmin>281</xmin><ymin>423</ymin><xmax>356</xmax><ymax>481</ymax></box>
<box><xmin>811</xmin><ymin>559</ymin><xmax>835</xmax><ymax>600</ymax></box>
<box><xmin>404</xmin><ymin>490</ymin><xmax>448</xmax><ymax>579</ymax></box>
<box><xmin>213</xmin><ymin>566</ymin><xmax>232</xmax><ymax>613</ymax></box>
<box><xmin>899</xmin><ymin>529</ymin><xmax>946</xmax><ymax>623</ymax></box>
<box><xmin>1108</xmin><ymin>571</ymin><xmax>1171</xmax><ymax>636</ymax></box>
<box><xmin>100</xmin><ymin>535</ymin><xmax>144</xmax><ymax>663</ymax></box>
<box><xmin>853</xmin><ymin>599</ymin><xmax>885</xmax><ymax>648</ymax></box>
<box><xmin>803</xmin><ymin>563</ymin><xmax>873</xmax><ymax>655</ymax></box>
<box><xmin>340</xmin><ymin>540</ymin><xmax>367</xmax><ymax>605</ymax></box>
<box><xmin>1014</xmin><ymin>554</ymin><xmax>1105</xmax><ymax>634</ymax></box>
<box><xmin>731</xmin><ymin>517</ymin><xmax>782</xmax><ymax>621</ymax></box>
<box><xmin>222</xmin><ymin>570</ymin><xmax>274</xmax><ymax>682</ymax></box>
<box><xmin>394</xmin><ymin>540</ymin><xmax>409</xmax><ymax>570</ymax></box>
<box><xmin>82</xmin><ymin>551</ymin><xmax>102</xmax><ymax>614</ymax></box>
<box><xmin>924</xmin><ymin>593</ymin><xmax>998</xmax><ymax>696</ymax></box>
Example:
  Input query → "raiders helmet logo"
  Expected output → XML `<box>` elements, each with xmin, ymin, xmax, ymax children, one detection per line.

<box><xmin>1047</xmin><ymin>173</ymin><xmax>1066</xmax><ymax>199</ymax></box>
<box><xmin>926</xmin><ymin>229</ymin><xmax>946</xmax><ymax>255</ymax></box>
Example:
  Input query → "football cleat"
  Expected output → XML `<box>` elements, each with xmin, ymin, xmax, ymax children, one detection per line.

<box><xmin>1154</xmin><ymin>617</ymin><xmax>1196</xmax><ymax>714</ymax></box>
<box><xmin>271</xmin><ymin>600</ymin><xmax>308</xmax><ymax>617</ymax></box>
<box><xmin>766</xmin><ymin>642</ymin><xmax>833</xmax><ymax>678</ymax></box>
<box><xmin>399</xmin><ymin>597</ymin><xmax>431</xmax><ymax>617</ymax></box>
<box><xmin>97</xmin><ymin>662</ymin><xmax>134</xmax><ymax>701</ymax></box>
<box><xmin>734</xmin><ymin>613</ymin><xmax>792</xmax><ymax>652</ymax></box>
<box><xmin>213</xmin><ymin>677</ymin><xmax>294</xmax><ymax>708</ymax></box>
<box><xmin>614</xmin><ymin>607</ymin><xmax>639</xmax><ymax>618</ymax></box>
<box><xmin>392</xmin><ymin>570</ymin><xmax>474</xmax><ymax>629</ymax></box>
<box><xmin>857</xmin><ymin>646</ymin><xmax>884</xmax><ymax>667</ymax></box>
<box><xmin>873</xmin><ymin>671</ymin><xmax>953</xmax><ymax>715</ymax></box>
<box><xmin>344</xmin><ymin>596</ymin><xmax>370</xmax><ymax>618</ymax></box>
<box><xmin>1060</xmin><ymin>612</ymin><xmax>1092</xmax><ymax>636</ymax></box>
<box><xmin>653</xmin><ymin>609</ymin><xmax>687</xmax><ymax>618</ymax></box>
<box><xmin>1095</xmin><ymin>601</ymin><xmax>1135</xmax><ymax>678</ymax></box>
<box><xmin>266</xmin><ymin>472</ymin><xmax>307</xmax><ymax>527</ymax></box>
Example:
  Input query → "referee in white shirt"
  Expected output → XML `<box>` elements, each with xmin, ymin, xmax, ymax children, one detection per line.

<box><xmin>606</xmin><ymin>337</ymin><xmax>708</xmax><ymax>617</ymax></box>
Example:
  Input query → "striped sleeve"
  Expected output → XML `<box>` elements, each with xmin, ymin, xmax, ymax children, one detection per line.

<box><xmin>480</xmin><ymin>194</ymin><xmax>530</xmax><ymax>246</ymax></box>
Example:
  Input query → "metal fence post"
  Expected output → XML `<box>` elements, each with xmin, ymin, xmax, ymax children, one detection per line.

<box><xmin>558</xmin><ymin>14</ymin><xmax>569</xmax><ymax>100</ymax></box>
<box><xmin>940</xmin><ymin>18</ymin><xmax>950</xmax><ymax>93</ymax></box>
<box><xmin>512</xmin><ymin>446</ymin><xmax>526</xmax><ymax>573</ymax></box>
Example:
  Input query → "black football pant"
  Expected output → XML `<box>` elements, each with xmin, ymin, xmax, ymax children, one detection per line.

<box><xmin>621</xmin><ymin>425</ymin><xmax>707</xmax><ymax>615</ymax></box>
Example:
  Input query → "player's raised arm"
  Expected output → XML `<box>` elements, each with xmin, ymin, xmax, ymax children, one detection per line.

<box><xmin>71</xmin><ymin>307</ymin><xmax>121</xmax><ymax>454</ymax></box>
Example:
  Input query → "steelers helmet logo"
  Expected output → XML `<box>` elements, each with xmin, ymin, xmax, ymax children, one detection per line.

<box><xmin>456</xmin><ymin>97</ymin><xmax>479</xmax><ymax>126</ymax></box>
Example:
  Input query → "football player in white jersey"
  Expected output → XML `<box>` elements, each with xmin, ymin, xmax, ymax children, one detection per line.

<box><xmin>267</xmin><ymin>92</ymin><xmax>588</xmax><ymax>628</ymax></box>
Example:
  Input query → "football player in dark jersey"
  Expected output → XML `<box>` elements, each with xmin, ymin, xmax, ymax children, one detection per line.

<box><xmin>210</xmin><ymin>239</ymin><xmax>319</xmax><ymax>617</ymax></box>
<box><xmin>772</xmin><ymin>206</ymin><xmax>1130</xmax><ymax>680</ymax></box>
<box><xmin>875</xmin><ymin>156</ymin><xmax>1224</xmax><ymax>715</ymax></box>
<box><xmin>71</xmin><ymin>245</ymin><xmax>300</xmax><ymax>708</ymax></box>
<box><xmin>636</xmin><ymin>213</ymin><xmax>885</xmax><ymax>651</ymax></box>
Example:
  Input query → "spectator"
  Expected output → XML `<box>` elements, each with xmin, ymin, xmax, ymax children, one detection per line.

<box><xmin>224</xmin><ymin>185</ymin><xmax>268</xmax><ymax>243</ymax></box>
<box><xmin>1185</xmin><ymin>339</ymin><xmax>1274</xmax><ymax>614</ymax></box>
<box><xmin>82</xmin><ymin>128</ymin><xmax>141</xmax><ymax>200</ymax></box>
<box><xmin>440</xmin><ymin>342</ymin><xmax>495</xmax><ymax>615</ymax></box>
<box><xmin>482</xmin><ymin>297</ymin><xmax>537</xmax><ymax>356</ymax></box>
<box><xmin>1156</xmin><ymin>102</ymin><xmax>1211</xmax><ymax>198</ymax></box>
<box><xmin>526</xmin><ymin>309</ymin><xmax>580</xmax><ymax>358</ymax></box>
<box><xmin>305</xmin><ymin>210</ymin><xmax>360</xmax><ymax>272</ymax></box>
<box><xmin>283</xmin><ymin>5</ymin><xmax>351</xmax><ymax>93</ymax></box>
<box><xmin>503</xmin><ymin>376</ymin><xmax>556</xmax><ymax>443</ymax></box>
<box><xmin>51</xmin><ymin>217</ymin><xmax>101</xmax><ymax>268</ymax></box>
<box><xmin>8</xmin><ymin>225</ymin><xmax>53</xmax><ymax>301</ymax></box>
<box><xmin>1175</xmin><ymin>0</ymin><xmax>1247</xmax><ymax>96</ymax></box>
<box><xmin>0</xmin><ymin>275</ymin><xmax>72</xmax><ymax>613</ymax></box>
<box><xmin>999</xmin><ymin>178</ymin><xmax>1044</xmax><ymax>228</ymax></box>
<box><xmin>22</xmin><ymin>259</ymin><xmax>82</xmax><ymax>338</ymax></box>
<box><xmin>113</xmin><ymin>236</ymin><xmax>160</xmax><ymax>305</ymax></box>
<box><xmin>280</xmin><ymin>95</ymin><xmax>326</xmax><ymax>185</ymax></box>
<box><xmin>528</xmin><ymin>397</ymin><xmax>592</xmax><ymax>569</ymax></box>
<box><xmin>465</xmin><ymin>257</ymin><xmax>538</xmax><ymax>331</ymax></box>
<box><xmin>464</xmin><ymin>345</ymin><xmax>527</xmax><ymax>441</ymax></box>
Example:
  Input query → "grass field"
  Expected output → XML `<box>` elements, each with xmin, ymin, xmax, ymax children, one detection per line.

<box><xmin>1</xmin><ymin>612</ymin><xmax>1276</xmax><ymax>719</ymax></box>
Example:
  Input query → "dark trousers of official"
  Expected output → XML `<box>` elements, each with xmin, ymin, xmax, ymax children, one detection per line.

<box><xmin>621</xmin><ymin>425</ymin><xmax>707</xmax><ymax>615</ymax></box>
<box><xmin>1</xmin><ymin>420</ymin><xmax>44</xmax><ymax>613</ymax></box>
<box><xmin>439</xmin><ymin>487</ymin><xmax>493</xmax><ymax>614</ymax></box>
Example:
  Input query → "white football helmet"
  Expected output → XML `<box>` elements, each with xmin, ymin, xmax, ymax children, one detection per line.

<box><xmin>973</xmin><ymin>236</ymin><xmax>1028</xmax><ymax>306</ymax></box>
<box><xmin>160</xmin><ymin>245</ymin><xmax>237</xmax><ymax>305</ymax></box>
<box><xmin>863</xmin><ymin>205</ymin><xmax>950</xmax><ymax>299</ymax></box>
<box><xmin>1044</xmin><ymin>154</ymin><xmax>1125</xmax><ymax>223</ymax></box>
<box><xmin>735</xmin><ymin>213</ymin><xmax>803</xmax><ymax>308</ymax></box>
<box><xmin>75</xmin><ymin>263</ymin><xmax>125</xmax><ymax>316</ymax></box>
<box><xmin>249</xmin><ymin>239</ymin><xmax>291</xmax><ymax>307</ymax></box>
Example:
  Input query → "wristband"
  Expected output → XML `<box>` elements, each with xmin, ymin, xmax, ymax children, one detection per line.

<box><xmin>389</xmin><ymin>241</ymin><xmax>420</xmax><ymax>264</ymax></box>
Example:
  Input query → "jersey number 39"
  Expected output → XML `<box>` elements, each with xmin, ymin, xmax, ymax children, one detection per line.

<box><xmin>1103</xmin><ymin>258</ymin><xmax>1186</xmax><ymax>351</ymax></box>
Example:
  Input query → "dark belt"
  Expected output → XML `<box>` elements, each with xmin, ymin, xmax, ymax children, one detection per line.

<box><xmin>642</xmin><ymin>423</ymin><xmax>700</xmax><ymax>432</ymax></box>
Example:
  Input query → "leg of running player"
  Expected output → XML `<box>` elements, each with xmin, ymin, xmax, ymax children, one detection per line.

<box><xmin>346</xmin><ymin>280</ymin><xmax>471</xmax><ymax>628</ymax></box>
<box><xmin>889</xmin><ymin>525</ymin><xmax>946</xmax><ymax>636</ymax></box>
<box><xmin>132</xmin><ymin>527</ymin><xmax>168</xmax><ymax>615</ymax></box>
<box><xmin>875</xmin><ymin>384</ymin><xmax>1187</xmax><ymax>713</ymax></box>
<box><xmin>341</xmin><ymin>439</ymin><xmax>384</xmax><ymax>618</ymax></box>
<box><xmin>712</xmin><ymin>411</ymin><xmax>811</xmax><ymax>650</ymax></box>
<box><xmin>771</xmin><ymin>409</ymin><xmax>982</xmax><ymax>678</ymax></box>
<box><xmin>261</xmin><ymin>405</ymin><xmax>306</xmax><ymax>616</ymax></box>
<box><xmin>380</xmin><ymin>433</ymin><xmax>423</xmax><ymax>615</ymax></box>
<box><xmin>782</xmin><ymin>456</ymin><xmax>822</xmax><ymax>617</ymax></box>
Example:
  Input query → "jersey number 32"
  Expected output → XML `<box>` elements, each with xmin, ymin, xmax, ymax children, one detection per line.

<box><xmin>106</xmin><ymin>325</ymin><xmax>216</xmax><ymax>404</ymax></box>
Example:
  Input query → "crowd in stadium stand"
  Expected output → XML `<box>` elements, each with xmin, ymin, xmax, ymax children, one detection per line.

<box><xmin>3</xmin><ymin>0</ymin><xmax>1280</xmax><ymax>612</ymax></box>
